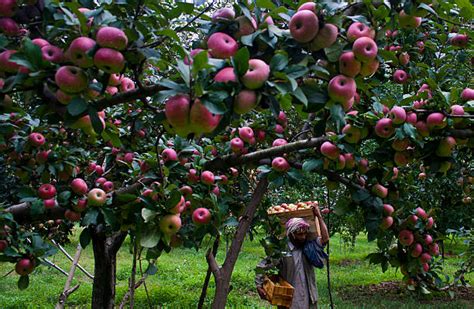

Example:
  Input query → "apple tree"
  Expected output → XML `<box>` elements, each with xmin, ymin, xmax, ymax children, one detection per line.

<box><xmin>0</xmin><ymin>0</ymin><xmax>473</xmax><ymax>308</ymax></box>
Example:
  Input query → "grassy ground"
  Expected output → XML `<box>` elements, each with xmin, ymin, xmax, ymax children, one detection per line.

<box><xmin>0</xmin><ymin>230</ymin><xmax>471</xmax><ymax>308</ymax></box>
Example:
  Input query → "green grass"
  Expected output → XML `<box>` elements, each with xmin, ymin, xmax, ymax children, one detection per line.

<box><xmin>0</xmin><ymin>230</ymin><xmax>471</xmax><ymax>308</ymax></box>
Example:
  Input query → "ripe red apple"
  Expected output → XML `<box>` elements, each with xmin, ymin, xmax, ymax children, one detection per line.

<box><xmin>411</xmin><ymin>243</ymin><xmax>423</xmax><ymax>257</ymax></box>
<box><xmin>0</xmin><ymin>240</ymin><xmax>8</xmax><ymax>251</ymax></box>
<box><xmin>380</xmin><ymin>216</ymin><xmax>394</xmax><ymax>230</ymax></box>
<box><xmin>96</xmin><ymin>26</ymin><xmax>128</xmax><ymax>51</ymax></box>
<box><xmin>192</xmin><ymin>207</ymin><xmax>212</xmax><ymax>225</ymax></box>
<box><xmin>289</xmin><ymin>10</ymin><xmax>319</xmax><ymax>43</ymax></box>
<box><xmin>35</xmin><ymin>150</ymin><xmax>50</xmax><ymax>164</ymax></box>
<box><xmin>358</xmin><ymin>158</ymin><xmax>369</xmax><ymax>174</ymax></box>
<box><xmin>87</xmin><ymin>188</ymin><xmax>107</xmax><ymax>207</ymax></box>
<box><xmin>272</xmin><ymin>157</ymin><xmax>290</xmax><ymax>172</ymax></box>
<box><xmin>328</xmin><ymin>75</ymin><xmax>356</xmax><ymax>102</ymax></box>
<box><xmin>342</xmin><ymin>124</ymin><xmax>361</xmax><ymax>143</ymax></box>
<box><xmin>426</xmin><ymin>217</ymin><xmax>434</xmax><ymax>229</ymax></box>
<box><xmin>406</xmin><ymin>112</ymin><xmax>417</xmax><ymax>125</ymax></box>
<box><xmin>399</xmin><ymin>52</ymin><xmax>410</xmax><ymax>66</ymax></box>
<box><xmin>298</xmin><ymin>2</ymin><xmax>317</xmax><ymax>12</ymax></box>
<box><xmin>393</xmin><ymin>69</ymin><xmax>409</xmax><ymax>84</ymax></box>
<box><xmin>201</xmin><ymin>170</ymin><xmax>215</xmax><ymax>185</ymax></box>
<box><xmin>65</xmin><ymin>209</ymin><xmax>81</xmax><ymax>222</ymax></box>
<box><xmin>335</xmin><ymin>154</ymin><xmax>346</xmax><ymax>170</ymax></box>
<box><xmin>0</xmin><ymin>17</ymin><xmax>19</xmax><ymax>36</ymax></box>
<box><xmin>55</xmin><ymin>66</ymin><xmax>88</xmax><ymax>93</ymax></box>
<box><xmin>15</xmin><ymin>258</ymin><xmax>35</xmax><ymax>276</ymax></box>
<box><xmin>320</xmin><ymin>141</ymin><xmax>340</xmax><ymax>160</ymax></box>
<box><xmin>119</xmin><ymin>77</ymin><xmax>134</xmax><ymax>92</ymax></box>
<box><xmin>41</xmin><ymin>45</ymin><xmax>63</xmax><ymax>63</ymax></box>
<box><xmin>0</xmin><ymin>50</ymin><xmax>21</xmax><ymax>73</ymax></box>
<box><xmin>207</xmin><ymin>32</ymin><xmax>238</xmax><ymax>59</ymax></box>
<box><xmin>238</xmin><ymin>127</ymin><xmax>254</xmax><ymax>143</ymax></box>
<box><xmin>38</xmin><ymin>184</ymin><xmax>56</xmax><ymax>200</ymax></box>
<box><xmin>241</xmin><ymin>59</ymin><xmax>270</xmax><ymax>90</ymax></box>
<box><xmin>274</xmin><ymin>124</ymin><xmax>284</xmax><ymax>134</ymax></box>
<box><xmin>162</xmin><ymin>148</ymin><xmax>178</xmax><ymax>162</ymax></box>
<box><xmin>66</xmin><ymin>37</ymin><xmax>96</xmax><ymax>68</ymax></box>
<box><xmin>214</xmin><ymin>67</ymin><xmax>237</xmax><ymax>83</ymax></box>
<box><xmin>189</xmin><ymin>99</ymin><xmax>222</xmax><ymax>134</ymax></box>
<box><xmin>352</xmin><ymin>37</ymin><xmax>377</xmax><ymax>62</ymax></box>
<box><xmin>408</xmin><ymin>214</ymin><xmax>419</xmax><ymax>225</ymax></box>
<box><xmin>234</xmin><ymin>89</ymin><xmax>258</xmax><ymax>114</ymax></box>
<box><xmin>179</xmin><ymin>185</ymin><xmax>193</xmax><ymax>197</ymax></box>
<box><xmin>73</xmin><ymin>198</ymin><xmax>88</xmax><ymax>212</ymax></box>
<box><xmin>360</xmin><ymin>58</ymin><xmax>379</xmax><ymax>77</ymax></box>
<box><xmin>415</xmin><ymin>120</ymin><xmax>429</xmax><ymax>137</ymax></box>
<box><xmin>170</xmin><ymin>196</ymin><xmax>186</xmax><ymax>214</ymax></box>
<box><xmin>184</xmin><ymin>48</ymin><xmax>207</xmax><ymax>65</ymax></box>
<box><xmin>415</xmin><ymin>207</ymin><xmax>428</xmax><ymax>220</ymax></box>
<box><xmin>460</xmin><ymin>88</ymin><xmax>474</xmax><ymax>101</ymax></box>
<box><xmin>383</xmin><ymin>204</ymin><xmax>394</xmax><ymax>216</ymax></box>
<box><xmin>310</xmin><ymin>23</ymin><xmax>338</xmax><ymax>51</ymax></box>
<box><xmin>374</xmin><ymin>118</ymin><xmax>394</xmax><ymax>138</ymax></box>
<box><xmin>159</xmin><ymin>214</ymin><xmax>182</xmax><ymax>235</ymax></box>
<box><xmin>235</xmin><ymin>16</ymin><xmax>257</xmax><ymax>38</ymax></box>
<box><xmin>212</xmin><ymin>7</ymin><xmax>235</xmax><ymax>21</ymax></box>
<box><xmin>424</xmin><ymin>234</ymin><xmax>433</xmax><ymax>246</ymax></box>
<box><xmin>43</xmin><ymin>198</ymin><xmax>56</xmax><ymax>209</ymax></box>
<box><xmin>389</xmin><ymin>106</ymin><xmax>406</xmax><ymax>124</ymax></box>
<box><xmin>102</xmin><ymin>181</ymin><xmax>114</xmax><ymax>192</ymax></box>
<box><xmin>29</xmin><ymin>132</ymin><xmax>45</xmax><ymax>147</ymax></box>
<box><xmin>429</xmin><ymin>243</ymin><xmax>439</xmax><ymax>256</ymax></box>
<box><xmin>93</xmin><ymin>48</ymin><xmax>125</xmax><ymax>73</ymax></box>
<box><xmin>32</xmin><ymin>38</ymin><xmax>50</xmax><ymax>48</ymax></box>
<box><xmin>0</xmin><ymin>0</ymin><xmax>16</xmax><ymax>17</ymax></box>
<box><xmin>450</xmin><ymin>34</ymin><xmax>468</xmax><ymax>47</ymax></box>
<box><xmin>164</xmin><ymin>94</ymin><xmax>191</xmax><ymax>137</ymax></box>
<box><xmin>230</xmin><ymin>137</ymin><xmax>244</xmax><ymax>153</ymax></box>
<box><xmin>399</xmin><ymin>230</ymin><xmax>414</xmax><ymax>246</ymax></box>
<box><xmin>71</xmin><ymin>178</ymin><xmax>88</xmax><ymax>195</ymax></box>
<box><xmin>420</xmin><ymin>253</ymin><xmax>431</xmax><ymax>264</ymax></box>
<box><xmin>426</xmin><ymin>112</ymin><xmax>446</xmax><ymax>130</ymax></box>
<box><xmin>344</xmin><ymin>153</ymin><xmax>355</xmax><ymax>169</ymax></box>
<box><xmin>187</xmin><ymin>169</ymin><xmax>199</xmax><ymax>183</ymax></box>
<box><xmin>399</xmin><ymin>10</ymin><xmax>421</xmax><ymax>29</ymax></box>
<box><xmin>347</xmin><ymin>22</ymin><xmax>375</xmax><ymax>42</ymax></box>
<box><xmin>372</xmin><ymin>183</ymin><xmax>388</xmax><ymax>198</ymax></box>
<box><xmin>272</xmin><ymin>138</ymin><xmax>288</xmax><ymax>147</ymax></box>
<box><xmin>339</xmin><ymin>52</ymin><xmax>361</xmax><ymax>77</ymax></box>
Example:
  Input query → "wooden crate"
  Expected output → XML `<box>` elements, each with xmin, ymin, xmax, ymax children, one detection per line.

<box><xmin>270</xmin><ymin>208</ymin><xmax>318</xmax><ymax>235</ymax></box>
<box><xmin>263</xmin><ymin>276</ymin><xmax>294</xmax><ymax>307</ymax></box>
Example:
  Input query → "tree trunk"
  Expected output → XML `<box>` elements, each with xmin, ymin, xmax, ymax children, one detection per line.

<box><xmin>209</xmin><ymin>178</ymin><xmax>269</xmax><ymax>309</ymax></box>
<box><xmin>91</xmin><ymin>228</ymin><xmax>127</xmax><ymax>309</ymax></box>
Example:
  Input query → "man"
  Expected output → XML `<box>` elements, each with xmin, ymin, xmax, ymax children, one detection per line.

<box><xmin>256</xmin><ymin>207</ymin><xmax>329</xmax><ymax>308</ymax></box>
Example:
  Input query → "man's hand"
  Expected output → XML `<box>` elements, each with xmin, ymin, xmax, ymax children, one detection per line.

<box><xmin>257</xmin><ymin>287</ymin><xmax>267</xmax><ymax>300</ymax></box>
<box><xmin>312</xmin><ymin>205</ymin><xmax>322</xmax><ymax>218</ymax></box>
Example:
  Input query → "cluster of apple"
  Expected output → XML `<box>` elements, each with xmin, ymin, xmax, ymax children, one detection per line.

<box><xmin>329</xmin><ymin>22</ymin><xmax>379</xmax><ymax>112</ymax></box>
<box><xmin>288</xmin><ymin>2</ymin><xmax>338</xmax><ymax>51</ymax></box>
<box><xmin>0</xmin><ymin>0</ymin><xmax>22</xmax><ymax>37</ymax></box>
<box><xmin>393</xmin><ymin>207</ymin><xmax>439</xmax><ymax>279</ymax></box>
<box><xmin>267</xmin><ymin>200</ymin><xmax>317</xmax><ymax>215</ymax></box>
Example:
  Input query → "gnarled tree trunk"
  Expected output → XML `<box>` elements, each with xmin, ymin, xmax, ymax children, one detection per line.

<box><xmin>91</xmin><ymin>228</ymin><xmax>127</xmax><ymax>309</ymax></box>
<box><xmin>208</xmin><ymin>178</ymin><xmax>269</xmax><ymax>309</ymax></box>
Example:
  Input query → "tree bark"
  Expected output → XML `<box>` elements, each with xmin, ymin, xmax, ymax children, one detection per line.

<box><xmin>198</xmin><ymin>235</ymin><xmax>220</xmax><ymax>309</ymax></box>
<box><xmin>91</xmin><ymin>228</ymin><xmax>127</xmax><ymax>309</ymax></box>
<box><xmin>209</xmin><ymin>178</ymin><xmax>269</xmax><ymax>309</ymax></box>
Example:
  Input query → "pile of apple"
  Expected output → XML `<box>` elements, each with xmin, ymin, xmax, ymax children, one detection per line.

<box><xmin>267</xmin><ymin>201</ymin><xmax>318</xmax><ymax>215</ymax></box>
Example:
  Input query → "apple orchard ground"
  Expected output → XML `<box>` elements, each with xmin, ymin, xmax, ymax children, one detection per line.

<box><xmin>0</xmin><ymin>229</ymin><xmax>472</xmax><ymax>308</ymax></box>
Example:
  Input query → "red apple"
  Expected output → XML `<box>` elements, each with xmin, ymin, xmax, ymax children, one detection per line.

<box><xmin>289</xmin><ymin>10</ymin><xmax>319</xmax><ymax>43</ymax></box>
<box><xmin>352</xmin><ymin>37</ymin><xmax>377</xmax><ymax>62</ymax></box>
<box><xmin>96</xmin><ymin>26</ymin><xmax>128</xmax><ymax>51</ymax></box>
<box><xmin>347</xmin><ymin>22</ymin><xmax>375</xmax><ymax>42</ymax></box>
<box><xmin>339</xmin><ymin>52</ymin><xmax>361</xmax><ymax>77</ymax></box>
<box><xmin>65</xmin><ymin>209</ymin><xmax>81</xmax><ymax>222</ymax></box>
<box><xmin>170</xmin><ymin>196</ymin><xmax>186</xmax><ymax>214</ymax></box>
<box><xmin>38</xmin><ymin>184</ymin><xmax>56</xmax><ymax>200</ymax></box>
<box><xmin>93</xmin><ymin>48</ymin><xmax>125</xmax><ymax>73</ymax></box>
<box><xmin>272</xmin><ymin>157</ymin><xmax>290</xmax><ymax>172</ymax></box>
<box><xmin>162</xmin><ymin>148</ymin><xmax>178</xmax><ymax>162</ymax></box>
<box><xmin>380</xmin><ymin>216</ymin><xmax>393</xmax><ymax>230</ymax></box>
<box><xmin>374</xmin><ymin>118</ymin><xmax>394</xmax><ymax>138</ymax></box>
<box><xmin>192</xmin><ymin>207</ymin><xmax>212</xmax><ymax>225</ymax></box>
<box><xmin>15</xmin><ymin>258</ymin><xmax>35</xmax><ymax>276</ymax></box>
<box><xmin>328</xmin><ymin>75</ymin><xmax>356</xmax><ymax>102</ymax></box>
<box><xmin>73</xmin><ymin>198</ymin><xmax>88</xmax><ymax>212</ymax></box>
<box><xmin>0</xmin><ymin>0</ymin><xmax>16</xmax><ymax>17</ymax></box>
<box><xmin>230</xmin><ymin>137</ymin><xmax>244</xmax><ymax>153</ymax></box>
<box><xmin>102</xmin><ymin>181</ymin><xmax>114</xmax><ymax>192</ymax></box>
<box><xmin>389</xmin><ymin>106</ymin><xmax>406</xmax><ymax>124</ymax></box>
<box><xmin>411</xmin><ymin>243</ymin><xmax>423</xmax><ymax>257</ymax></box>
<box><xmin>0</xmin><ymin>17</ymin><xmax>19</xmax><ymax>36</ymax></box>
<box><xmin>241</xmin><ymin>59</ymin><xmax>270</xmax><ymax>90</ymax></box>
<box><xmin>201</xmin><ymin>170</ymin><xmax>215</xmax><ymax>185</ymax></box>
<box><xmin>372</xmin><ymin>183</ymin><xmax>388</xmax><ymax>198</ymax></box>
<box><xmin>87</xmin><ymin>188</ymin><xmax>107</xmax><ymax>206</ymax></box>
<box><xmin>420</xmin><ymin>253</ymin><xmax>431</xmax><ymax>264</ymax></box>
<box><xmin>165</xmin><ymin>94</ymin><xmax>191</xmax><ymax>137</ymax></box>
<box><xmin>43</xmin><ymin>198</ymin><xmax>56</xmax><ymax>209</ymax></box>
<box><xmin>207</xmin><ymin>32</ymin><xmax>238</xmax><ymax>59</ymax></box>
<box><xmin>238</xmin><ymin>127</ymin><xmax>254</xmax><ymax>143</ymax></box>
<box><xmin>71</xmin><ymin>178</ymin><xmax>88</xmax><ymax>195</ymax></box>
<box><xmin>119</xmin><ymin>77</ymin><xmax>134</xmax><ymax>92</ymax></box>
<box><xmin>41</xmin><ymin>45</ymin><xmax>64</xmax><ymax>63</ymax></box>
<box><xmin>320</xmin><ymin>141</ymin><xmax>339</xmax><ymax>160</ymax></box>
<box><xmin>426</xmin><ymin>217</ymin><xmax>434</xmax><ymax>229</ymax></box>
<box><xmin>28</xmin><ymin>132</ymin><xmax>45</xmax><ymax>147</ymax></box>
<box><xmin>426</xmin><ymin>112</ymin><xmax>446</xmax><ymax>130</ymax></box>
<box><xmin>342</xmin><ymin>124</ymin><xmax>361</xmax><ymax>143</ymax></box>
<box><xmin>212</xmin><ymin>7</ymin><xmax>235</xmax><ymax>21</ymax></box>
<box><xmin>272</xmin><ymin>138</ymin><xmax>288</xmax><ymax>147</ymax></box>
<box><xmin>66</xmin><ymin>37</ymin><xmax>96</xmax><ymax>68</ymax></box>
<box><xmin>55</xmin><ymin>66</ymin><xmax>88</xmax><ymax>93</ymax></box>
<box><xmin>399</xmin><ymin>230</ymin><xmax>414</xmax><ymax>246</ymax></box>
<box><xmin>189</xmin><ymin>99</ymin><xmax>222</xmax><ymax>134</ymax></box>
<box><xmin>234</xmin><ymin>89</ymin><xmax>258</xmax><ymax>114</ymax></box>
<box><xmin>436</xmin><ymin>136</ymin><xmax>456</xmax><ymax>157</ymax></box>
<box><xmin>310</xmin><ymin>23</ymin><xmax>338</xmax><ymax>51</ymax></box>
<box><xmin>460</xmin><ymin>88</ymin><xmax>474</xmax><ymax>101</ymax></box>
<box><xmin>214</xmin><ymin>67</ymin><xmax>237</xmax><ymax>83</ymax></box>
<box><xmin>393</xmin><ymin>69</ymin><xmax>409</xmax><ymax>84</ymax></box>
<box><xmin>383</xmin><ymin>204</ymin><xmax>394</xmax><ymax>216</ymax></box>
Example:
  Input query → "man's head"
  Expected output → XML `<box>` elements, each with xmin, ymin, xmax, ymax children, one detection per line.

<box><xmin>286</xmin><ymin>218</ymin><xmax>310</xmax><ymax>248</ymax></box>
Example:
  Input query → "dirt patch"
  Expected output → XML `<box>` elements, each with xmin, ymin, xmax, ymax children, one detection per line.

<box><xmin>339</xmin><ymin>281</ymin><xmax>474</xmax><ymax>304</ymax></box>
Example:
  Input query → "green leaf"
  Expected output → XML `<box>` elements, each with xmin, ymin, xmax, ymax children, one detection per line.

<box><xmin>88</xmin><ymin>108</ymin><xmax>104</xmax><ymax>135</ymax></box>
<box><xmin>30</xmin><ymin>199</ymin><xmax>45</xmax><ymax>216</ymax></box>
<box><xmin>145</xmin><ymin>263</ymin><xmax>158</xmax><ymax>275</ymax></box>
<box><xmin>302</xmin><ymin>159</ymin><xmax>323</xmax><ymax>172</ymax></box>
<box><xmin>417</xmin><ymin>3</ymin><xmax>437</xmax><ymax>16</ymax></box>
<box><xmin>101</xmin><ymin>208</ymin><xmax>118</xmax><ymax>229</ymax></box>
<box><xmin>325</xmin><ymin>42</ymin><xmax>344</xmax><ymax>62</ymax></box>
<box><xmin>256</xmin><ymin>0</ymin><xmax>276</xmax><ymax>9</ymax></box>
<box><xmin>82</xmin><ymin>209</ymin><xmax>99</xmax><ymax>226</ymax></box>
<box><xmin>352</xmin><ymin>189</ymin><xmax>370</xmax><ymax>202</ymax></box>
<box><xmin>79</xmin><ymin>228</ymin><xmax>91</xmax><ymax>248</ymax></box>
<box><xmin>165</xmin><ymin>190</ymin><xmax>182</xmax><ymax>210</ymax></box>
<box><xmin>293</xmin><ymin>88</ymin><xmax>308</xmax><ymax>106</ymax></box>
<box><xmin>232</xmin><ymin>47</ymin><xmax>250</xmax><ymax>76</ymax></box>
<box><xmin>18</xmin><ymin>275</ymin><xmax>29</xmax><ymax>290</ymax></box>
<box><xmin>176</xmin><ymin>60</ymin><xmax>191</xmax><ymax>87</ymax></box>
<box><xmin>116</xmin><ymin>193</ymin><xmax>137</xmax><ymax>203</ymax></box>
<box><xmin>270</xmin><ymin>53</ymin><xmax>288</xmax><ymax>71</ymax></box>
<box><xmin>142</xmin><ymin>208</ymin><xmax>157</xmax><ymax>223</ymax></box>
<box><xmin>140</xmin><ymin>227</ymin><xmax>161</xmax><ymax>248</ymax></box>
<box><xmin>330</xmin><ymin>104</ymin><xmax>346</xmax><ymax>132</ymax></box>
